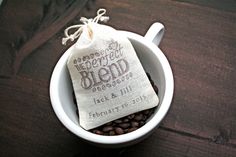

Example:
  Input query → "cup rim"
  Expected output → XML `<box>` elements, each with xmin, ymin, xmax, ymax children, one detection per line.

<box><xmin>49</xmin><ymin>31</ymin><xmax>174</xmax><ymax>145</ymax></box>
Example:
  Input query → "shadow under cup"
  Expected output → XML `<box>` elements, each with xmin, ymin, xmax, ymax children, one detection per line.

<box><xmin>51</xmin><ymin>31</ymin><xmax>172</xmax><ymax>147</ymax></box>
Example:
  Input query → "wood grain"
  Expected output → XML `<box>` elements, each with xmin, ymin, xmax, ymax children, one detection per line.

<box><xmin>174</xmin><ymin>0</ymin><xmax>236</xmax><ymax>12</ymax></box>
<box><xmin>0</xmin><ymin>0</ymin><xmax>88</xmax><ymax>76</ymax></box>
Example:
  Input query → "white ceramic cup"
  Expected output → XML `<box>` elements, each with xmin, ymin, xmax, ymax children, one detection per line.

<box><xmin>50</xmin><ymin>22</ymin><xmax>174</xmax><ymax>147</ymax></box>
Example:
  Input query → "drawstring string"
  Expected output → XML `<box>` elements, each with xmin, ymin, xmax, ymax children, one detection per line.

<box><xmin>62</xmin><ymin>8</ymin><xmax>109</xmax><ymax>45</ymax></box>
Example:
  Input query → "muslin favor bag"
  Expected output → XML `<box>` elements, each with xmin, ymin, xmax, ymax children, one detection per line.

<box><xmin>62</xmin><ymin>9</ymin><xmax>159</xmax><ymax>130</ymax></box>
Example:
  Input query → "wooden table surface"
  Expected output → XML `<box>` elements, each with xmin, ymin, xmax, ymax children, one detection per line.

<box><xmin>0</xmin><ymin>0</ymin><xmax>236</xmax><ymax>156</ymax></box>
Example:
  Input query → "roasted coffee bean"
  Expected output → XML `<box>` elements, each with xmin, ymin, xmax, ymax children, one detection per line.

<box><xmin>139</xmin><ymin>121</ymin><xmax>145</xmax><ymax>127</ymax></box>
<box><xmin>102</xmin><ymin>126</ymin><xmax>113</xmax><ymax>132</ymax></box>
<box><xmin>103</xmin><ymin>133</ymin><xmax>109</xmax><ymax>136</ymax></box>
<box><xmin>127</xmin><ymin>114</ymin><xmax>135</xmax><ymax>119</ymax></box>
<box><xmin>128</xmin><ymin>127</ymin><xmax>137</xmax><ymax>133</ymax></box>
<box><xmin>93</xmin><ymin>130</ymin><xmax>103</xmax><ymax>135</ymax></box>
<box><xmin>114</xmin><ymin>119</ymin><xmax>122</xmax><ymax>124</ymax></box>
<box><xmin>123</xmin><ymin>118</ymin><xmax>129</xmax><ymax>122</ymax></box>
<box><xmin>131</xmin><ymin>121</ymin><xmax>139</xmax><ymax>128</ymax></box>
<box><xmin>143</xmin><ymin>109</ymin><xmax>150</xmax><ymax>115</ymax></box>
<box><xmin>109</xmin><ymin>130</ymin><xmax>116</xmax><ymax>136</ymax></box>
<box><xmin>105</xmin><ymin>122</ymin><xmax>113</xmax><ymax>126</ymax></box>
<box><xmin>119</xmin><ymin>123</ymin><xmax>130</xmax><ymax>129</ymax></box>
<box><xmin>148</xmin><ymin>109</ymin><xmax>154</xmax><ymax>117</ymax></box>
<box><xmin>142</xmin><ymin>115</ymin><xmax>147</xmax><ymax>121</ymax></box>
<box><xmin>134</xmin><ymin>113</ymin><xmax>144</xmax><ymax>121</ymax></box>
<box><xmin>149</xmin><ymin>108</ymin><xmax>155</xmax><ymax>115</ymax></box>
<box><xmin>115</xmin><ymin>127</ymin><xmax>124</xmax><ymax>135</ymax></box>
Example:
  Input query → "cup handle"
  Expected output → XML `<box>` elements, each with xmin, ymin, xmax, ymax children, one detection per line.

<box><xmin>144</xmin><ymin>22</ymin><xmax>165</xmax><ymax>46</ymax></box>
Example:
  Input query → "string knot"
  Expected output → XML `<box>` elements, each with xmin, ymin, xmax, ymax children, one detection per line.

<box><xmin>62</xmin><ymin>8</ymin><xmax>109</xmax><ymax>45</ymax></box>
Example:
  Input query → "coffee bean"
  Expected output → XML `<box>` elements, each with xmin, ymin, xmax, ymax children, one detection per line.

<box><xmin>131</xmin><ymin>121</ymin><xmax>139</xmax><ymax>128</ymax></box>
<box><xmin>134</xmin><ymin>113</ymin><xmax>143</xmax><ymax>121</ymax></box>
<box><xmin>148</xmin><ymin>109</ymin><xmax>154</xmax><ymax>117</ymax></box>
<box><xmin>123</xmin><ymin>118</ymin><xmax>129</xmax><ymax>123</ymax></box>
<box><xmin>115</xmin><ymin>127</ymin><xmax>124</xmax><ymax>135</ymax></box>
<box><xmin>119</xmin><ymin>123</ymin><xmax>130</xmax><ymax>129</ymax></box>
<box><xmin>105</xmin><ymin>122</ymin><xmax>113</xmax><ymax>126</ymax></box>
<box><xmin>142</xmin><ymin>115</ymin><xmax>147</xmax><ymax>121</ymax></box>
<box><xmin>114</xmin><ymin>119</ymin><xmax>122</xmax><ymax>124</ymax></box>
<box><xmin>127</xmin><ymin>114</ymin><xmax>135</xmax><ymax>119</ymax></box>
<box><xmin>103</xmin><ymin>133</ymin><xmax>109</xmax><ymax>136</ymax></box>
<box><xmin>143</xmin><ymin>109</ymin><xmax>150</xmax><ymax>115</ymax></box>
<box><xmin>102</xmin><ymin>126</ymin><xmax>113</xmax><ymax>132</ymax></box>
<box><xmin>149</xmin><ymin>108</ymin><xmax>155</xmax><ymax>115</ymax></box>
<box><xmin>139</xmin><ymin>121</ymin><xmax>145</xmax><ymax>127</ymax></box>
<box><xmin>128</xmin><ymin>127</ymin><xmax>137</xmax><ymax>133</ymax></box>
<box><xmin>109</xmin><ymin>130</ymin><xmax>116</xmax><ymax>136</ymax></box>
<box><xmin>93</xmin><ymin>130</ymin><xmax>103</xmax><ymax>135</ymax></box>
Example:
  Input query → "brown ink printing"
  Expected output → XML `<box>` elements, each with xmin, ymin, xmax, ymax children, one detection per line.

<box><xmin>73</xmin><ymin>40</ymin><xmax>132</xmax><ymax>92</ymax></box>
